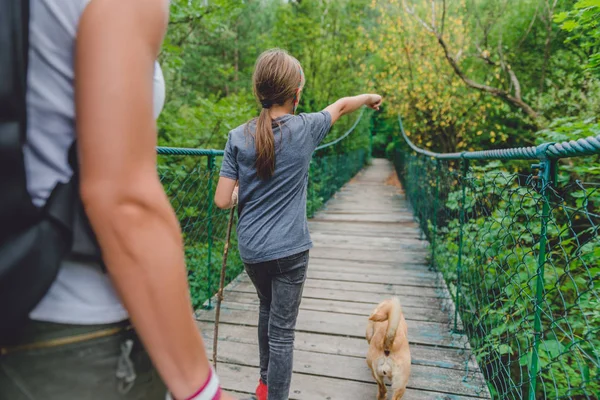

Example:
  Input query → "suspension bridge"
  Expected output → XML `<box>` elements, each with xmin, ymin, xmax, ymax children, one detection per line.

<box><xmin>158</xmin><ymin>110</ymin><xmax>599</xmax><ymax>399</ymax></box>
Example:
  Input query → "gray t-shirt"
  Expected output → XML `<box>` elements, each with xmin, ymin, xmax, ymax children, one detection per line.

<box><xmin>220</xmin><ymin>111</ymin><xmax>332</xmax><ymax>263</ymax></box>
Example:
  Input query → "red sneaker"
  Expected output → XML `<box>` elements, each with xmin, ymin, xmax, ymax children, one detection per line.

<box><xmin>255</xmin><ymin>379</ymin><xmax>268</xmax><ymax>400</ymax></box>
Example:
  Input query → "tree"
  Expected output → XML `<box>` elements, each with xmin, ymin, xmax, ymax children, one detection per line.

<box><xmin>401</xmin><ymin>0</ymin><xmax>543</xmax><ymax>126</ymax></box>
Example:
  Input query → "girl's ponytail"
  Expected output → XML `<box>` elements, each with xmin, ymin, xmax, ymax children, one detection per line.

<box><xmin>250</xmin><ymin>49</ymin><xmax>304</xmax><ymax>180</ymax></box>
<box><xmin>255</xmin><ymin>107</ymin><xmax>275</xmax><ymax>180</ymax></box>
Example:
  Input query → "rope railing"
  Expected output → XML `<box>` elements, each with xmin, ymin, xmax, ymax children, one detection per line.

<box><xmin>393</xmin><ymin>116</ymin><xmax>600</xmax><ymax>399</ymax></box>
<box><xmin>398</xmin><ymin>116</ymin><xmax>600</xmax><ymax>160</ymax></box>
<box><xmin>315</xmin><ymin>108</ymin><xmax>365</xmax><ymax>151</ymax></box>
<box><xmin>156</xmin><ymin>147</ymin><xmax>224</xmax><ymax>156</ymax></box>
<box><xmin>156</xmin><ymin>109</ymin><xmax>371</xmax><ymax>309</ymax></box>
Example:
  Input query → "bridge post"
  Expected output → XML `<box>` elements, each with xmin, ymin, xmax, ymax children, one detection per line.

<box><xmin>205</xmin><ymin>154</ymin><xmax>216</xmax><ymax>309</ymax></box>
<box><xmin>308</xmin><ymin>159</ymin><xmax>316</xmax><ymax>218</ymax></box>
<box><xmin>418</xmin><ymin>157</ymin><xmax>425</xmax><ymax>240</ymax></box>
<box><xmin>528</xmin><ymin>146</ymin><xmax>557</xmax><ymax>400</ymax></box>
<box><xmin>431</xmin><ymin>159</ymin><xmax>439</xmax><ymax>271</ymax></box>
<box><xmin>453</xmin><ymin>158</ymin><xmax>469</xmax><ymax>333</ymax></box>
<box><xmin>369</xmin><ymin>129</ymin><xmax>373</xmax><ymax>162</ymax></box>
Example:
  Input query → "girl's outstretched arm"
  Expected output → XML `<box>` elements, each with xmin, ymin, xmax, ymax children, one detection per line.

<box><xmin>324</xmin><ymin>94</ymin><xmax>382</xmax><ymax>125</ymax></box>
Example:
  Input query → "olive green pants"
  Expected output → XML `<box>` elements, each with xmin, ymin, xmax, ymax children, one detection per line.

<box><xmin>0</xmin><ymin>320</ymin><xmax>166</xmax><ymax>400</ymax></box>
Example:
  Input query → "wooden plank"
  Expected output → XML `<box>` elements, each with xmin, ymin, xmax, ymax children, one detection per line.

<box><xmin>307</xmin><ymin>270</ymin><xmax>443</xmax><ymax>288</ymax></box>
<box><xmin>206</xmin><ymin>338</ymin><xmax>489</xmax><ymax>398</ymax></box>
<box><xmin>309</xmin><ymin>247</ymin><xmax>429</xmax><ymax>264</ymax></box>
<box><xmin>308</xmin><ymin>262</ymin><xmax>438</xmax><ymax>278</ymax></box>
<box><xmin>319</xmin><ymin>207</ymin><xmax>408</xmax><ymax>214</ymax></box>
<box><xmin>234</xmin><ymin>278</ymin><xmax>448</xmax><ymax>299</ymax></box>
<box><xmin>308</xmin><ymin>257</ymin><xmax>430</xmax><ymax>272</ymax></box>
<box><xmin>214</xmin><ymin>363</ymin><xmax>486</xmax><ymax>400</ymax></box>
<box><xmin>230</xmin><ymin>281</ymin><xmax>447</xmax><ymax>309</ymax></box>
<box><xmin>310</xmin><ymin>238</ymin><xmax>428</xmax><ymax>252</ymax></box>
<box><xmin>303</xmin><ymin>279</ymin><xmax>446</xmax><ymax>298</ymax></box>
<box><xmin>307</xmin><ymin>222</ymin><xmax>421</xmax><ymax>239</ymax></box>
<box><xmin>218</xmin><ymin>291</ymin><xmax>451</xmax><ymax>323</ymax></box>
<box><xmin>197</xmin><ymin>321</ymin><xmax>479</xmax><ymax>371</ymax></box>
<box><xmin>196</xmin><ymin>308</ymin><xmax>469</xmax><ymax>349</ymax></box>
<box><xmin>312</xmin><ymin>213</ymin><xmax>416</xmax><ymax>223</ymax></box>
<box><xmin>310</xmin><ymin>232</ymin><xmax>425</xmax><ymax>246</ymax></box>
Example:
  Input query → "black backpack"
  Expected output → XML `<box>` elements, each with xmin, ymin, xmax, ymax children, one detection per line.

<box><xmin>0</xmin><ymin>0</ymin><xmax>102</xmax><ymax>341</ymax></box>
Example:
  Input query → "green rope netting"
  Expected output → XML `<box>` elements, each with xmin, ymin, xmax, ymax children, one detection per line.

<box><xmin>157</xmin><ymin>156</ymin><xmax>242</xmax><ymax>310</ymax></box>
<box><xmin>393</xmin><ymin>146</ymin><xmax>599</xmax><ymax>399</ymax></box>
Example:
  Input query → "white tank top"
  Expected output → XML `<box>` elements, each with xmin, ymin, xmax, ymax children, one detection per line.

<box><xmin>26</xmin><ymin>0</ymin><xmax>166</xmax><ymax>324</ymax></box>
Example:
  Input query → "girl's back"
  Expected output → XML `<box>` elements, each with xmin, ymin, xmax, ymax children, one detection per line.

<box><xmin>220</xmin><ymin>111</ymin><xmax>331</xmax><ymax>263</ymax></box>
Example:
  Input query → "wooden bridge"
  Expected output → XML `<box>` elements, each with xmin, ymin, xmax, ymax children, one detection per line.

<box><xmin>196</xmin><ymin>159</ymin><xmax>491</xmax><ymax>399</ymax></box>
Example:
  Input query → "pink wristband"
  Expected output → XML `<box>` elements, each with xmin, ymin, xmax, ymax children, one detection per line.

<box><xmin>165</xmin><ymin>367</ymin><xmax>222</xmax><ymax>400</ymax></box>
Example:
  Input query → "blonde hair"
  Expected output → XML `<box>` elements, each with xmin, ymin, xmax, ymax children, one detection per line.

<box><xmin>249</xmin><ymin>48</ymin><xmax>304</xmax><ymax>180</ymax></box>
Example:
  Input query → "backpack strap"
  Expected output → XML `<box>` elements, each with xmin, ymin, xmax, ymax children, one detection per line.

<box><xmin>0</xmin><ymin>0</ymin><xmax>39</xmax><ymax>242</ymax></box>
<box><xmin>64</xmin><ymin>142</ymin><xmax>104</xmax><ymax>264</ymax></box>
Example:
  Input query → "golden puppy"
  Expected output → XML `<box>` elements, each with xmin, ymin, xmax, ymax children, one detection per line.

<box><xmin>366</xmin><ymin>298</ymin><xmax>411</xmax><ymax>400</ymax></box>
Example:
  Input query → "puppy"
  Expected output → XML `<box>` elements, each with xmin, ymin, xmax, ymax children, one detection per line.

<box><xmin>366</xmin><ymin>297</ymin><xmax>411</xmax><ymax>400</ymax></box>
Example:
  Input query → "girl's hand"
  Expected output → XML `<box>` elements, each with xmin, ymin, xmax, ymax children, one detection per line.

<box><xmin>232</xmin><ymin>186</ymin><xmax>239</xmax><ymax>206</ymax></box>
<box><xmin>366</xmin><ymin>94</ymin><xmax>382</xmax><ymax>110</ymax></box>
<box><xmin>325</xmin><ymin>93</ymin><xmax>383</xmax><ymax>126</ymax></box>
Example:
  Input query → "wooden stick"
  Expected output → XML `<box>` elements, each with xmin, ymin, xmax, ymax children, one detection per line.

<box><xmin>212</xmin><ymin>206</ymin><xmax>236</xmax><ymax>370</ymax></box>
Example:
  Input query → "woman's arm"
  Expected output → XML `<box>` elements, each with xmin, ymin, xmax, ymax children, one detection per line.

<box><xmin>75</xmin><ymin>1</ymin><xmax>221</xmax><ymax>398</ymax></box>
<box><xmin>324</xmin><ymin>94</ymin><xmax>382</xmax><ymax>125</ymax></box>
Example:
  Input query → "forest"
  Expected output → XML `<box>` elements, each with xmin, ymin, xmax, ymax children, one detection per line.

<box><xmin>158</xmin><ymin>0</ymin><xmax>599</xmax><ymax>155</ymax></box>
<box><xmin>157</xmin><ymin>0</ymin><xmax>599</xmax><ymax>398</ymax></box>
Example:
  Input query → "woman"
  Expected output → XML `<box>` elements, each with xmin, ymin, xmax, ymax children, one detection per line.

<box><xmin>215</xmin><ymin>48</ymin><xmax>382</xmax><ymax>400</ymax></box>
<box><xmin>0</xmin><ymin>0</ymin><xmax>235</xmax><ymax>399</ymax></box>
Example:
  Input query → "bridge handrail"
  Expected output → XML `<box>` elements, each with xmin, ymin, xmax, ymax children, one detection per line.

<box><xmin>315</xmin><ymin>108</ymin><xmax>365</xmax><ymax>151</ymax></box>
<box><xmin>394</xmin><ymin>116</ymin><xmax>599</xmax><ymax>400</ymax></box>
<box><xmin>156</xmin><ymin>108</ymin><xmax>366</xmax><ymax>156</ymax></box>
<box><xmin>398</xmin><ymin>115</ymin><xmax>600</xmax><ymax>160</ymax></box>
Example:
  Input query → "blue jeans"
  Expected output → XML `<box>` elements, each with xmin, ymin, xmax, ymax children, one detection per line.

<box><xmin>244</xmin><ymin>250</ymin><xmax>308</xmax><ymax>400</ymax></box>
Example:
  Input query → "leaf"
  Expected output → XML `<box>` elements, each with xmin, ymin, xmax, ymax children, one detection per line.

<box><xmin>498</xmin><ymin>344</ymin><xmax>512</xmax><ymax>355</ymax></box>
<box><xmin>541</xmin><ymin>340</ymin><xmax>566</xmax><ymax>360</ymax></box>
<box><xmin>560</xmin><ymin>20</ymin><xmax>579</xmax><ymax>32</ymax></box>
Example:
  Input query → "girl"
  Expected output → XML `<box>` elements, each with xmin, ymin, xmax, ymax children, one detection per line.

<box><xmin>214</xmin><ymin>48</ymin><xmax>382</xmax><ymax>400</ymax></box>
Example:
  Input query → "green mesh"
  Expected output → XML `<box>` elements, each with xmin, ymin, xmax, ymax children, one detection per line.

<box><xmin>393</xmin><ymin>146</ymin><xmax>600</xmax><ymax>399</ymax></box>
<box><xmin>157</xmin><ymin>155</ymin><xmax>242</xmax><ymax>310</ymax></box>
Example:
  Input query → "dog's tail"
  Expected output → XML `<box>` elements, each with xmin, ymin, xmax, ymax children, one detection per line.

<box><xmin>369</xmin><ymin>297</ymin><xmax>402</xmax><ymax>351</ymax></box>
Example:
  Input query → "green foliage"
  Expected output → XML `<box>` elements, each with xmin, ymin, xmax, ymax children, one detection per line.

<box><xmin>365</xmin><ymin>0</ymin><xmax>600</xmax><ymax>154</ymax></box>
<box><xmin>555</xmin><ymin>0</ymin><xmax>600</xmax><ymax>76</ymax></box>
<box><xmin>158</xmin><ymin>0</ymin><xmax>376</xmax><ymax>152</ymax></box>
